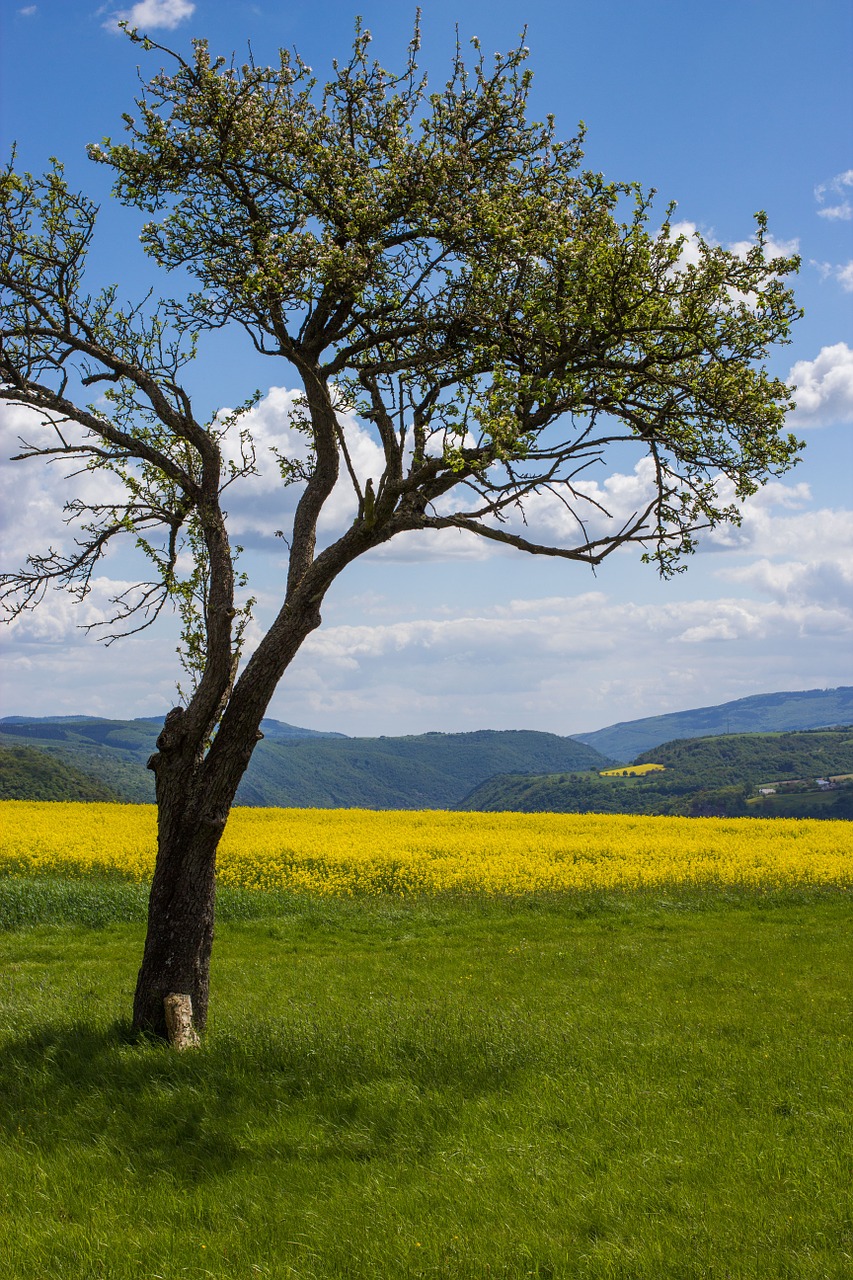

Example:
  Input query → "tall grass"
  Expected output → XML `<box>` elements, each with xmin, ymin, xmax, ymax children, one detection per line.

<box><xmin>1</xmin><ymin>882</ymin><xmax>851</xmax><ymax>1277</ymax></box>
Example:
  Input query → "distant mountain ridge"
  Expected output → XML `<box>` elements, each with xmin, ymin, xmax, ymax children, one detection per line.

<box><xmin>0</xmin><ymin>718</ymin><xmax>607</xmax><ymax>809</ymax></box>
<box><xmin>0</xmin><ymin>715</ymin><xmax>346</xmax><ymax>739</ymax></box>
<box><xmin>571</xmin><ymin>687</ymin><xmax>853</xmax><ymax>762</ymax></box>
<box><xmin>2</xmin><ymin>686</ymin><xmax>850</xmax><ymax>809</ymax></box>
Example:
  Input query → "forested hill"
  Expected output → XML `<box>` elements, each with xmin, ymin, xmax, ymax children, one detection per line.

<box><xmin>633</xmin><ymin>729</ymin><xmax>853</xmax><ymax>786</ymax></box>
<box><xmin>571</xmin><ymin>687</ymin><xmax>853</xmax><ymax>762</ymax></box>
<box><xmin>0</xmin><ymin>717</ymin><xmax>608</xmax><ymax>809</ymax></box>
<box><xmin>457</xmin><ymin>728</ymin><xmax>853</xmax><ymax>819</ymax></box>
<box><xmin>5</xmin><ymin>705</ymin><xmax>852</xmax><ymax>814</ymax></box>
<box><xmin>0</xmin><ymin>746</ymin><xmax>121</xmax><ymax>803</ymax></box>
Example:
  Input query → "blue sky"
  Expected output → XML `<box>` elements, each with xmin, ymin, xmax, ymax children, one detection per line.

<box><xmin>1</xmin><ymin>0</ymin><xmax>851</xmax><ymax>736</ymax></box>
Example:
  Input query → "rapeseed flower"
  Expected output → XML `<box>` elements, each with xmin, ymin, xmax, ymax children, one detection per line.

<box><xmin>0</xmin><ymin>801</ymin><xmax>850</xmax><ymax>896</ymax></box>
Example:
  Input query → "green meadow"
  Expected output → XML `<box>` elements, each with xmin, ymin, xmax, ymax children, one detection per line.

<box><xmin>1</xmin><ymin>878</ymin><xmax>851</xmax><ymax>1278</ymax></box>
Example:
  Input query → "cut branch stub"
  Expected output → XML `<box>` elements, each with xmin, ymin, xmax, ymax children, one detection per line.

<box><xmin>163</xmin><ymin>992</ymin><xmax>201</xmax><ymax>1050</ymax></box>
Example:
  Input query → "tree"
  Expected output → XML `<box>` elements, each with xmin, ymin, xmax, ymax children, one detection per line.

<box><xmin>0</xmin><ymin>22</ymin><xmax>801</xmax><ymax>1041</ymax></box>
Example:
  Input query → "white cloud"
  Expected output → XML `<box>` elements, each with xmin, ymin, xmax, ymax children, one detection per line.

<box><xmin>1</xmin><ymin>600</ymin><xmax>179</xmax><ymax>719</ymax></box>
<box><xmin>668</xmin><ymin>220</ymin><xmax>799</xmax><ymax>269</ymax></box>
<box><xmin>104</xmin><ymin>0</ymin><xmax>195</xmax><ymax>34</ymax></box>
<box><xmin>3</xmin><ymin>385</ymin><xmax>850</xmax><ymax>735</ymax></box>
<box><xmin>3</xmin><ymin>508</ymin><xmax>851</xmax><ymax>734</ymax></box>
<box><xmin>666</xmin><ymin>220</ymin><xmax>705</xmax><ymax>270</ymax></box>
<box><xmin>3</xmin><ymin>576</ymin><xmax>149</xmax><ymax>643</ymax></box>
<box><xmin>268</xmin><ymin>582</ymin><xmax>852</xmax><ymax>734</ymax></box>
<box><xmin>815</xmin><ymin>169</ymin><xmax>853</xmax><ymax>221</ymax></box>
<box><xmin>18</xmin><ymin>5</ymin><xmax>37</xmax><ymax>15</ymax></box>
<box><xmin>723</xmin><ymin>557</ymin><xmax>853</xmax><ymax>612</ymax></box>
<box><xmin>0</xmin><ymin>402</ymin><xmax>127</xmax><ymax>570</ymax></box>
<box><xmin>300</xmin><ymin>593</ymin><xmax>617</xmax><ymax>675</ymax></box>
<box><xmin>704</xmin><ymin>480</ymin><xmax>853</xmax><ymax>562</ymax></box>
<box><xmin>7</xmin><ymin>382</ymin><xmax>840</xmax><ymax>610</ymax></box>
<box><xmin>811</xmin><ymin>259</ymin><xmax>853</xmax><ymax>292</ymax></box>
<box><xmin>821</xmin><ymin>204</ymin><xmax>853</xmax><ymax>223</ymax></box>
<box><xmin>726</xmin><ymin>231</ymin><xmax>800</xmax><ymax>262</ymax></box>
<box><xmin>216</xmin><ymin>385</ymin><xmax>386</xmax><ymax>545</ymax></box>
<box><xmin>786</xmin><ymin>343</ymin><xmax>853</xmax><ymax>428</ymax></box>
<box><xmin>368</xmin><ymin>528</ymin><xmax>491</xmax><ymax>562</ymax></box>
<box><xmin>492</xmin><ymin>466</ymin><xmax>851</xmax><ymax>571</ymax></box>
<box><xmin>837</xmin><ymin>262</ymin><xmax>853</xmax><ymax>292</ymax></box>
<box><xmin>514</xmin><ymin>456</ymin><xmax>658</xmax><ymax>547</ymax></box>
<box><xmin>664</xmin><ymin>221</ymin><xmax>798</xmax><ymax>318</ymax></box>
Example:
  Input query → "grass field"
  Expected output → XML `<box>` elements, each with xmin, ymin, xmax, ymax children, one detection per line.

<box><xmin>1</xmin><ymin>872</ymin><xmax>851</xmax><ymax>1279</ymax></box>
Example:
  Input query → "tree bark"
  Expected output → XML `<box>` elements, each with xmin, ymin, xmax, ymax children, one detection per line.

<box><xmin>132</xmin><ymin>709</ymin><xmax>229</xmax><ymax>1037</ymax></box>
<box><xmin>132</xmin><ymin>806</ymin><xmax>223</xmax><ymax>1037</ymax></box>
<box><xmin>132</xmin><ymin>599</ymin><xmax>326</xmax><ymax>1041</ymax></box>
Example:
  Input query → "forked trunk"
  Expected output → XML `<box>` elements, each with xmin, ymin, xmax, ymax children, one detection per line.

<box><xmin>132</xmin><ymin>603</ymin><xmax>326</xmax><ymax>1042</ymax></box>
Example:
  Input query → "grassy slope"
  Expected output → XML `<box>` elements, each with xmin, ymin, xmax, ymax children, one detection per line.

<box><xmin>573</xmin><ymin>686</ymin><xmax>853</xmax><ymax>762</ymax></box>
<box><xmin>1</xmin><ymin>885</ymin><xmax>851</xmax><ymax>1278</ymax></box>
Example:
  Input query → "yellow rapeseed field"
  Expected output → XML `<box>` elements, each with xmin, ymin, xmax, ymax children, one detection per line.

<box><xmin>0</xmin><ymin>800</ymin><xmax>851</xmax><ymax>895</ymax></box>
<box><xmin>600</xmin><ymin>763</ymin><xmax>666</xmax><ymax>777</ymax></box>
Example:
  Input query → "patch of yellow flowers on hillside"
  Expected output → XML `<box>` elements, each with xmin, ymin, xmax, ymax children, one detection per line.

<box><xmin>600</xmin><ymin>763</ymin><xmax>666</xmax><ymax>776</ymax></box>
<box><xmin>1</xmin><ymin>801</ymin><xmax>850</xmax><ymax>896</ymax></box>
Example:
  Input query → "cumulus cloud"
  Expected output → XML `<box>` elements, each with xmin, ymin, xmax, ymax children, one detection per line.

<box><xmin>786</xmin><ymin>343</ymin><xmax>853</xmax><ymax>427</ymax></box>
<box><xmin>725</xmin><ymin>231</ymin><xmax>800</xmax><ymax>262</ymax></box>
<box><xmin>268</xmin><ymin>581</ymin><xmax>852</xmax><ymax>734</ymax></box>
<box><xmin>4</xmin><ymin>379</ymin><xmax>842</xmax><ymax>609</ymax></box>
<box><xmin>300</xmin><ymin>592</ymin><xmax>616</xmax><ymax>675</ymax></box>
<box><xmin>3</xmin><ymin>576</ymin><xmax>155</xmax><ymax>643</ymax></box>
<box><xmin>703</xmin><ymin>491</ymin><xmax>853</xmax><ymax>668</ymax></box>
<box><xmin>103</xmin><ymin>0</ymin><xmax>195</xmax><ymax>34</ymax></box>
<box><xmin>837</xmin><ymin>262</ymin><xmax>853</xmax><ymax>292</ymax></box>
<box><xmin>3</xmin><ymin>382</ymin><xmax>850</xmax><ymax>734</ymax></box>
<box><xmin>0</xmin><ymin>402</ymin><xmax>128</xmax><ymax>569</ymax></box>
<box><xmin>703</xmin><ymin>477</ymin><xmax>853</xmax><ymax>563</ymax></box>
<box><xmin>493</xmin><ymin>465</ymin><xmax>850</xmax><ymax>570</ymax></box>
<box><xmin>368</xmin><ymin>528</ymin><xmax>491</xmax><ymax>562</ymax></box>
<box><xmin>815</xmin><ymin>170</ymin><xmax>853</xmax><ymax>221</ymax></box>
<box><xmin>510</xmin><ymin>456</ymin><xmax>658</xmax><ymax>548</ymax></box>
<box><xmin>811</xmin><ymin>259</ymin><xmax>853</xmax><ymax>292</ymax></box>
<box><xmin>2</xmin><ymin>586</ymin><xmax>179</xmax><ymax>718</ymax></box>
<box><xmin>273</xmin><ymin>473</ymin><xmax>853</xmax><ymax>732</ymax></box>
<box><xmin>667</xmin><ymin>220</ymin><xmax>799</xmax><ymax>270</ymax></box>
<box><xmin>663</xmin><ymin>221</ymin><xmax>798</xmax><ymax>319</ymax></box>
<box><xmin>215</xmin><ymin>385</ymin><xmax>386</xmax><ymax>546</ymax></box>
<box><xmin>723</xmin><ymin>557</ymin><xmax>853</xmax><ymax>612</ymax></box>
<box><xmin>4</xmin><ymin>508</ymin><xmax>851</xmax><ymax>733</ymax></box>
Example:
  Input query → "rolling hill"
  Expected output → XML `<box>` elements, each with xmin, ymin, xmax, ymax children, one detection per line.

<box><xmin>571</xmin><ymin>687</ymin><xmax>853</xmax><ymax>762</ymax></box>
<box><xmin>0</xmin><ymin>746</ymin><xmax>121</xmax><ymax>803</ymax></box>
<box><xmin>458</xmin><ymin>728</ymin><xmax>853</xmax><ymax>819</ymax></box>
<box><xmin>4</xmin><ymin>689</ymin><xmax>851</xmax><ymax>813</ymax></box>
<box><xmin>0</xmin><ymin>717</ymin><xmax>608</xmax><ymax>809</ymax></box>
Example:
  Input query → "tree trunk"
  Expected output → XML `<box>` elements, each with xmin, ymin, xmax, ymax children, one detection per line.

<box><xmin>132</xmin><ymin>709</ymin><xmax>231</xmax><ymax>1038</ymax></box>
<box><xmin>132</xmin><ymin>809</ymin><xmax>223</xmax><ymax>1038</ymax></box>
<box><xmin>132</xmin><ymin>603</ymin><xmax>326</xmax><ymax>1041</ymax></box>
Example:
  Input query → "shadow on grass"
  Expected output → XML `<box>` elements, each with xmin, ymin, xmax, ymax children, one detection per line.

<box><xmin>0</xmin><ymin>1001</ymin><xmax>538</xmax><ymax>1181</ymax></box>
<box><xmin>0</xmin><ymin>1020</ymin><xmax>246</xmax><ymax>1180</ymax></box>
